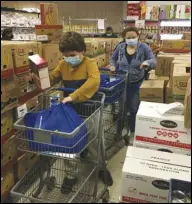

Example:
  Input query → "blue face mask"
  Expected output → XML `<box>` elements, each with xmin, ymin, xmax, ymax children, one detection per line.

<box><xmin>126</xmin><ymin>38</ymin><xmax>138</xmax><ymax>47</ymax></box>
<box><xmin>63</xmin><ymin>55</ymin><xmax>82</xmax><ymax>67</ymax></box>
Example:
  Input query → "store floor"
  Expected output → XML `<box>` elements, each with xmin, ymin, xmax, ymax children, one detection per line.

<box><xmin>107</xmin><ymin>146</ymin><xmax>127</xmax><ymax>202</ymax></box>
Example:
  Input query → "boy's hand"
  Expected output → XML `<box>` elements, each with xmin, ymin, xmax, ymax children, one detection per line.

<box><xmin>62</xmin><ymin>96</ymin><xmax>72</xmax><ymax>104</ymax></box>
<box><xmin>109</xmin><ymin>66</ymin><xmax>116</xmax><ymax>72</ymax></box>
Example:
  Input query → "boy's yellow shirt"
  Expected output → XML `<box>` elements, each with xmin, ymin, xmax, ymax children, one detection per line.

<box><xmin>50</xmin><ymin>56</ymin><xmax>100</xmax><ymax>102</ymax></box>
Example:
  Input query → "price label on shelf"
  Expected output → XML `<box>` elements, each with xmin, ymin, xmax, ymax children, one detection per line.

<box><xmin>36</xmin><ymin>35</ymin><xmax>48</xmax><ymax>41</ymax></box>
<box><xmin>135</xmin><ymin>20</ymin><xmax>145</xmax><ymax>28</ymax></box>
<box><xmin>17</xmin><ymin>103</ymin><xmax>28</xmax><ymax>119</ymax></box>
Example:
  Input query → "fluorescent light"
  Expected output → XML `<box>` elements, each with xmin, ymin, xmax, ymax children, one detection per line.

<box><xmin>160</xmin><ymin>34</ymin><xmax>184</xmax><ymax>40</ymax></box>
<box><xmin>160</xmin><ymin>20</ymin><xmax>191</xmax><ymax>27</ymax></box>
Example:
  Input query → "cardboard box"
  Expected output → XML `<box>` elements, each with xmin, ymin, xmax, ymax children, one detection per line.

<box><xmin>28</xmin><ymin>41</ymin><xmax>42</xmax><ymax>57</ymax></box>
<box><xmin>111</xmin><ymin>38</ymin><xmax>119</xmax><ymax>51</ymax></box>
<box><xmin>85</xmin><ymin>39</ymin><xmax>100</xmax><ymax>57</ymax></box>
<box><xmin>172</xmin><ymin>66</ymin><xmax>190</xmax><ymax>103</ymax></box>
<box><xmin>26</xmin><ymin>95</ymin><xmax>39</xmax><ymax>111</ymax></box>
<box><xmin>105</xmin><ymin>39</ymin><xmax>112</xmax><ymax>53</ymax></box>
<box><xmin>16</xmin><ymin>152</ymin><xmax>39</xmax><ymax>180</ymax></box>
<box><xmin>1</xmin><ymin>76</ymin><xmax>20</xmax><ymax>114</ymax></box>
<box><xmin>42</xmin><ymin>43</ymin><xmax>62</xmax><ymax>71</ymax></box>
<box><xmin>134</xmin><ymin>141</ymin><xmax>191</xmax><ymax>156</ymax></box>
<box><xmin>16</xmin><ymin>71</ymin><xmax>32</xmax><ymax>96</ymax></box>
<box><xmin>162</xmin><ymin>40</ymin><xmax>191</xmax><ymax>53</ymax></box>
<box><xmin>183</xmin><ymin>32</ymin><xmax>191</xmax><ymax>40</ymax></box>
<box><xmin>28</xmin><ymin>54</ymin><xmax>50</xmax><ymax>90</ymax></box>
<box><xmin>35</xmin><ymin>25</ymin><xmax>63</xmax><ymax>42</ymax></box>
<box><xmin>120</xmin><ymin>147</ymin><xmax>191</xmax><ymax>203</ymax></box>
<box><xmin>148</xmin><ymin>73</ymin><xmax>169</xmax><ymax>85</ymax></box>
<box><xmin>1</xmin><ymin>43</ymin><xmax>14</xmax><ymax>79</ymax></box>
<box><xmin>1</xmin><ymin>135</ymin><xmax>17</xmax><ymax>167</ymax></box>
<box><xmin>40</xmin><ymin>3</ymin><xmax>59</xmax><ymax>25</ymax></box>
<box><xmin>1</xmin><ymin>169</ymin><xmax>15</xmax><ymax>198</ymax></box>
<box><xmin>165</xmin><ymin>81</ymin><xmax>173</xmax><ymax>104</ymax></box>
<box><xmin>1</xmin><ymin>110</ymin><xmax>13</xmax><ymax>136</ymax></box>
<box><xmin>140</xmin><ymin>80</ymin><xmax>164</xmax><ymax>103</ymax></box>
<box><xmin>184</xmin><ymin>78</ymin><xmax>191</xmax><ymax>128</ymax></box>
<box><xmin>155</xmin><ymin>55</ymin><xmax>174</xmax><ymax>76</ymax></box>
<box><xmin>135</xmin><ymin>101</ymin><xmax>191</xmax><ymax>152</ymax></box>
<box><xmin>170</xmin><ymin>59</ymin><xmax>191</xmax><ymax>87</ymax></box>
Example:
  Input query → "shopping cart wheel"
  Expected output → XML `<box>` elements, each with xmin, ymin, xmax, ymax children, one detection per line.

<box><xmin>46</xmin><ymin>176</ymin><xmax>56</xmax><ymax>190</ymax></box>
<box><xmin>102</xmin><ymin>189</ymin><xmax>109</xmax><ymax>203</ymax></box>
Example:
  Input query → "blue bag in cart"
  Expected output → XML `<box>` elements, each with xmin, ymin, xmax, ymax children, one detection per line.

<box><xmin>100</xmin><ymin>73</ymin><xmax>125</xmax><ymax>103</ymax></box>
<box><xmin>24</xmin><ymin>102</ymin><xmax>87</xmax><ymax>154</ymax></box>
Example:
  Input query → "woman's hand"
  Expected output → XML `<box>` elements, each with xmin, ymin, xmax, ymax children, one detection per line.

<box><xmin>140</xmin><ymin>61</ymin><xmax>149</xmax><ymax>69</ymax></box>
<box><xmin>62</xmin><ymin>96</ymin><xmax>73</xmax><ymax>104</ymax></box>
<box><xmin>109</xmin><ymin>66</ymin><xmax>116</xmax><ymax>72</ymax></box>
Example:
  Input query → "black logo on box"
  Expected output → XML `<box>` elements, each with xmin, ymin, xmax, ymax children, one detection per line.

<box><xmin>160</xmin><ymin>120</ymin><xmax>177</xmax><ymax>128</ymax></box>
<box><xmin>152</xmin><ymin>180</ymin><xmax>169</xmax><ymax>190</ymax></box>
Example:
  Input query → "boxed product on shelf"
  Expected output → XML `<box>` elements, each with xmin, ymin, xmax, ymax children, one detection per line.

<box><xmin>172</xmin><ymin>66</ymin><xmax>190</xmax><ymax>103</ymax></box>
<box><xmin>155</xmin><ymin>55</ymin><xmax>175</xmax><ymax>76</ymax></box>
<box><xmin>148</xmin><ymin>73</ymin><xmax>169</xmax><ymax>85</ymax></box>
<box><xmin>134</xmin><ymin>101</ymin><xmax>191</xmax><ymax>153</ymax></box>
<box><xmin>1</xmin><ymin>168</ymin><xmax>15</xmax><ymax>200</ymax></box>
<box><xmin>184</xmin><ymin>78</ymin><xmax>191</xmax><ymax>129</ymax></box>
<box><xmin>134</xmin><ymin>141</ymin><xmax>191</xmax><ymax>156</ymax></box>
<box><xmin>1</xmin><ymin>76</ymin><xmax>20</xmax><ymax>114</ymax></box>
<box><xmin>183</xmin><ymin>32</ymin><xmax>191</xmax><ymax>40</ymax></box>
<box><xmin>42</xmin><ymin>43</ymin><xmax>63</xmax><ymax>71</ymax></box>
<box><xmin>16</xmin><ymin>71</ymin><xmax>32</xmax><ymax>96</ymax></box>
<box><xmin>139</xmin><ymin>80</ymin><xmax>165</xmax><ymax>103</ymax></box>
<box><xmin>26</xmin><ymin>95</ymin><xmax>39</xmax><ymax>111</ymax></box>
<box><xmin>28</xmin><ymin>54</ymin><xmax>50</xmax><ymax>90</ymax></box>
<box><xmin>1</xmin><ymin>42</ymin><xmax>14</xmax><ymax>79</ymax></box>
<box><xmin>1</xmin><ymin>110</ymin><xmax>13</xmax><ymax>137</ymax></box>
<box><xmin>120</xmin><ymin>146</ymin><xmax>191</xmax><ymax>203</ymax></box>
<box><xmin>1</xmin><ymin>135</ymin><xmax>17</xmax><ymax>167</ymax></box>
<box><xmin>35</xmin><ymin>25</ymin><xmax>63</xmax><ymax>42</ymax></box>
<box><xmin>40</xmin><ymin>3</ymin><xmax>59</xmax><ymax>25</ymax></box>
<box><xmin>16</xmin><ymin>152</ymin><xmax>39</xmax><ymax>180</ymax></box>
<box><xmin>165</xmin><ymin>81</ymin><xmax>173</xmax><ymax>104</ymax></box>
<box><xmin>162</xmin><ymin>40</ymin><xmax>191</xmax><ymax>53</ymax></box>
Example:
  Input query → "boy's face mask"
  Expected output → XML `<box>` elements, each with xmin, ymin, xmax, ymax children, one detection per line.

<box><xmin>63</xmin><ymin>55</ymin><xmax>82</xmax><ymax>67</ymax></box>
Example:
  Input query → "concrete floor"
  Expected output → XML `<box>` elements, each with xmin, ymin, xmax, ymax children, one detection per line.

<box><xmin>107</xmin><ymin>146</ymin><xmax>127</xmax><ymax>203</ymax></box>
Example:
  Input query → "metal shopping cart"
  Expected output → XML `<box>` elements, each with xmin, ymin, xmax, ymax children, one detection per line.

<box><xmin>99</xmin><ymin>68</ymin><xmax>128</xmax><ymax>159</ymax></box>
<box><xmin>11</xmin><ymin>87</ymin><xmax>110</xmax><ymax>203</ymax></box>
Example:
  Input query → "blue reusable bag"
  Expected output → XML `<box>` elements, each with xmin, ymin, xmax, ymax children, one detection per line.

<box><xmin>24</xmin><ymin>103</ymin><xmax>87</xmax><ymax>153</ymax></box>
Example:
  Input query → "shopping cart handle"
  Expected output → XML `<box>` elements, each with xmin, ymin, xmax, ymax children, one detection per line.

<box><xmin>100</xmin><ymin>67</ymin><xmax>127</xmax><ymax>74</ymax></box>
<box><xmin>99</xmin><ymin>67</ymin><xmax>111</xmax><ymax>71</ymax></box>
<box><xmin>57</xmin><ymin>87</ymin><xmax>76</xmax><ymax>92</ymax></box>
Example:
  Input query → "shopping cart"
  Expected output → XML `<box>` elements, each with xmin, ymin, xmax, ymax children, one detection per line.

<box><xmin>99</xmin><ymin>68</ymin><xmax>128</xmax><ymax>159</ymax></box>
<box><xmin>11</xmin><ymin>87</ymin><xmax>110</xmax><ymax>203</ymax></box>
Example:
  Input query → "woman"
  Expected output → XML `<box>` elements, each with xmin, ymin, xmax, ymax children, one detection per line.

<box><xmin>109</xmin><ymin>27</ymin><xmax>156</xmax><ymax>145</ymax></box>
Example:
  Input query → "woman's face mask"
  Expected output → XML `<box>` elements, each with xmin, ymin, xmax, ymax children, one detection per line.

<box><xmin>146</xmin><ymin>39</ymin><xmax>153</xmax><ymax>44</ymax></box>
<box><xmin>63</xmin><ymin>55</ymin><xmax>82</xmax><ymax>67</ymax></box>
<box><xmin>125</xmin><ymin>38</ymin><xmax>138</xmax><ymax>47</ymax></box>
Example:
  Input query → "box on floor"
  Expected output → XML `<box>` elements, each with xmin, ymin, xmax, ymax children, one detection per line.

<box><xmin>162</xmin><ymin>40</ymin><xmax>191</xmax><ymax>53</ymax></box>
<box><xmin>148</xmin><ymin>73</ymin><xmax>169</xmax><ymax>85</ymax></box>
<box><xmin>139</xmin><ymin>80</ymin><xmax>164</xmax><ymax>103</ymax></box>
<box><xmin>184</xmin><ymin>78</ymin><xmax>191</xmax><ymax>128</ymax></box>
<box><xmin>42</xmin><ymin>43</ymin><xmax>62</xmax><ymax>71</ymax></box>
<box><xmin>165</xmin><ymin>81</ymin><xmax>173</xmax><ymax>104</ymax></box>
<box><xmin>172</xmin><ymin>65</ymin><xmax>190</xmax><ymax>103</ymax></box>
<box><xmin>1</xmin><ymin>110</ymin><xmax>13</xmax><ymax>136</ymax></box>
<box><xmin>155</xmin><ymin>55</ymin><xmax>174</xmax><ymax>76</ymax></box>
<box><xmin>1</xmin><ymin>42</ymin><xmax>14</xmax><ymax>79</ymax></box>
<box><xmin>120</xmin><ymin>146</ymin><xmax>191</xmax><ymax>203</ymax></box>
<box><xmin>1</xmin><ymin>76</ymin><xmax>20</xmax><ymax>114</ymax></box>
<box><xmin>1</xmin><ymin>168</ymin><xmax>15</xmax><ymax>200</ymax></box>
<box><xmin>134</xmin><ymin>101</ymin><xmax>191</xmax><ymax>153</ymax></box>
<box><xmin>1</xmin><ymin>135</ymin><xmax>17</xmax><ymax>167</ymax></box>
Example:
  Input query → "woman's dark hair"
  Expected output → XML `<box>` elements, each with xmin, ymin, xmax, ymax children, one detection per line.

<box><xmin>2</xmin><ymin>28</ymin><xmax>13</xmax><ymax>40</ymax></box>
<box><xmin>124</xmin><ymin>26</ymin><xmax>139</xmax><ymax>36</ymax></box>
<box><xmin>122</xmin><ymin>29</ymin><xmax>126</xmax><ymax>39</ymax></box>
<box><xmin>59</xmin><ymin>32</ymin><xmax>86</xmax><ymax>53</ymax></box>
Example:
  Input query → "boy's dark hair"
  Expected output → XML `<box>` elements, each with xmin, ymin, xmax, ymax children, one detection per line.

<box><xmin>59</xmin><ymin>32</ymin><xmax>86</xmax><ymax>53</ymax></box>
<box><xmin>106</xmin><ymin>26</ymin><xmax>113</xmax><ymax>32</ymax></box>
<box><xmin>2</xmin><ymin>28</ymin><xmax>13</xmax><ymax>40</ymax></box>
<box><xmin>124</xmin><ymin>26</ymin><xmax>139</xmax><ymax>36</ymax></box>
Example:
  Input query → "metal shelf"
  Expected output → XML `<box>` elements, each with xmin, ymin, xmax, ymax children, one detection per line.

<box><xmin>1</xmin><ymin>7</ymin><xmax>40</xmax><ymax>15</ymax></box>
<box><xmin>1</xmin><ymin>26</ymin><xmax>35</xmax><ymax>28</ymax></box>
